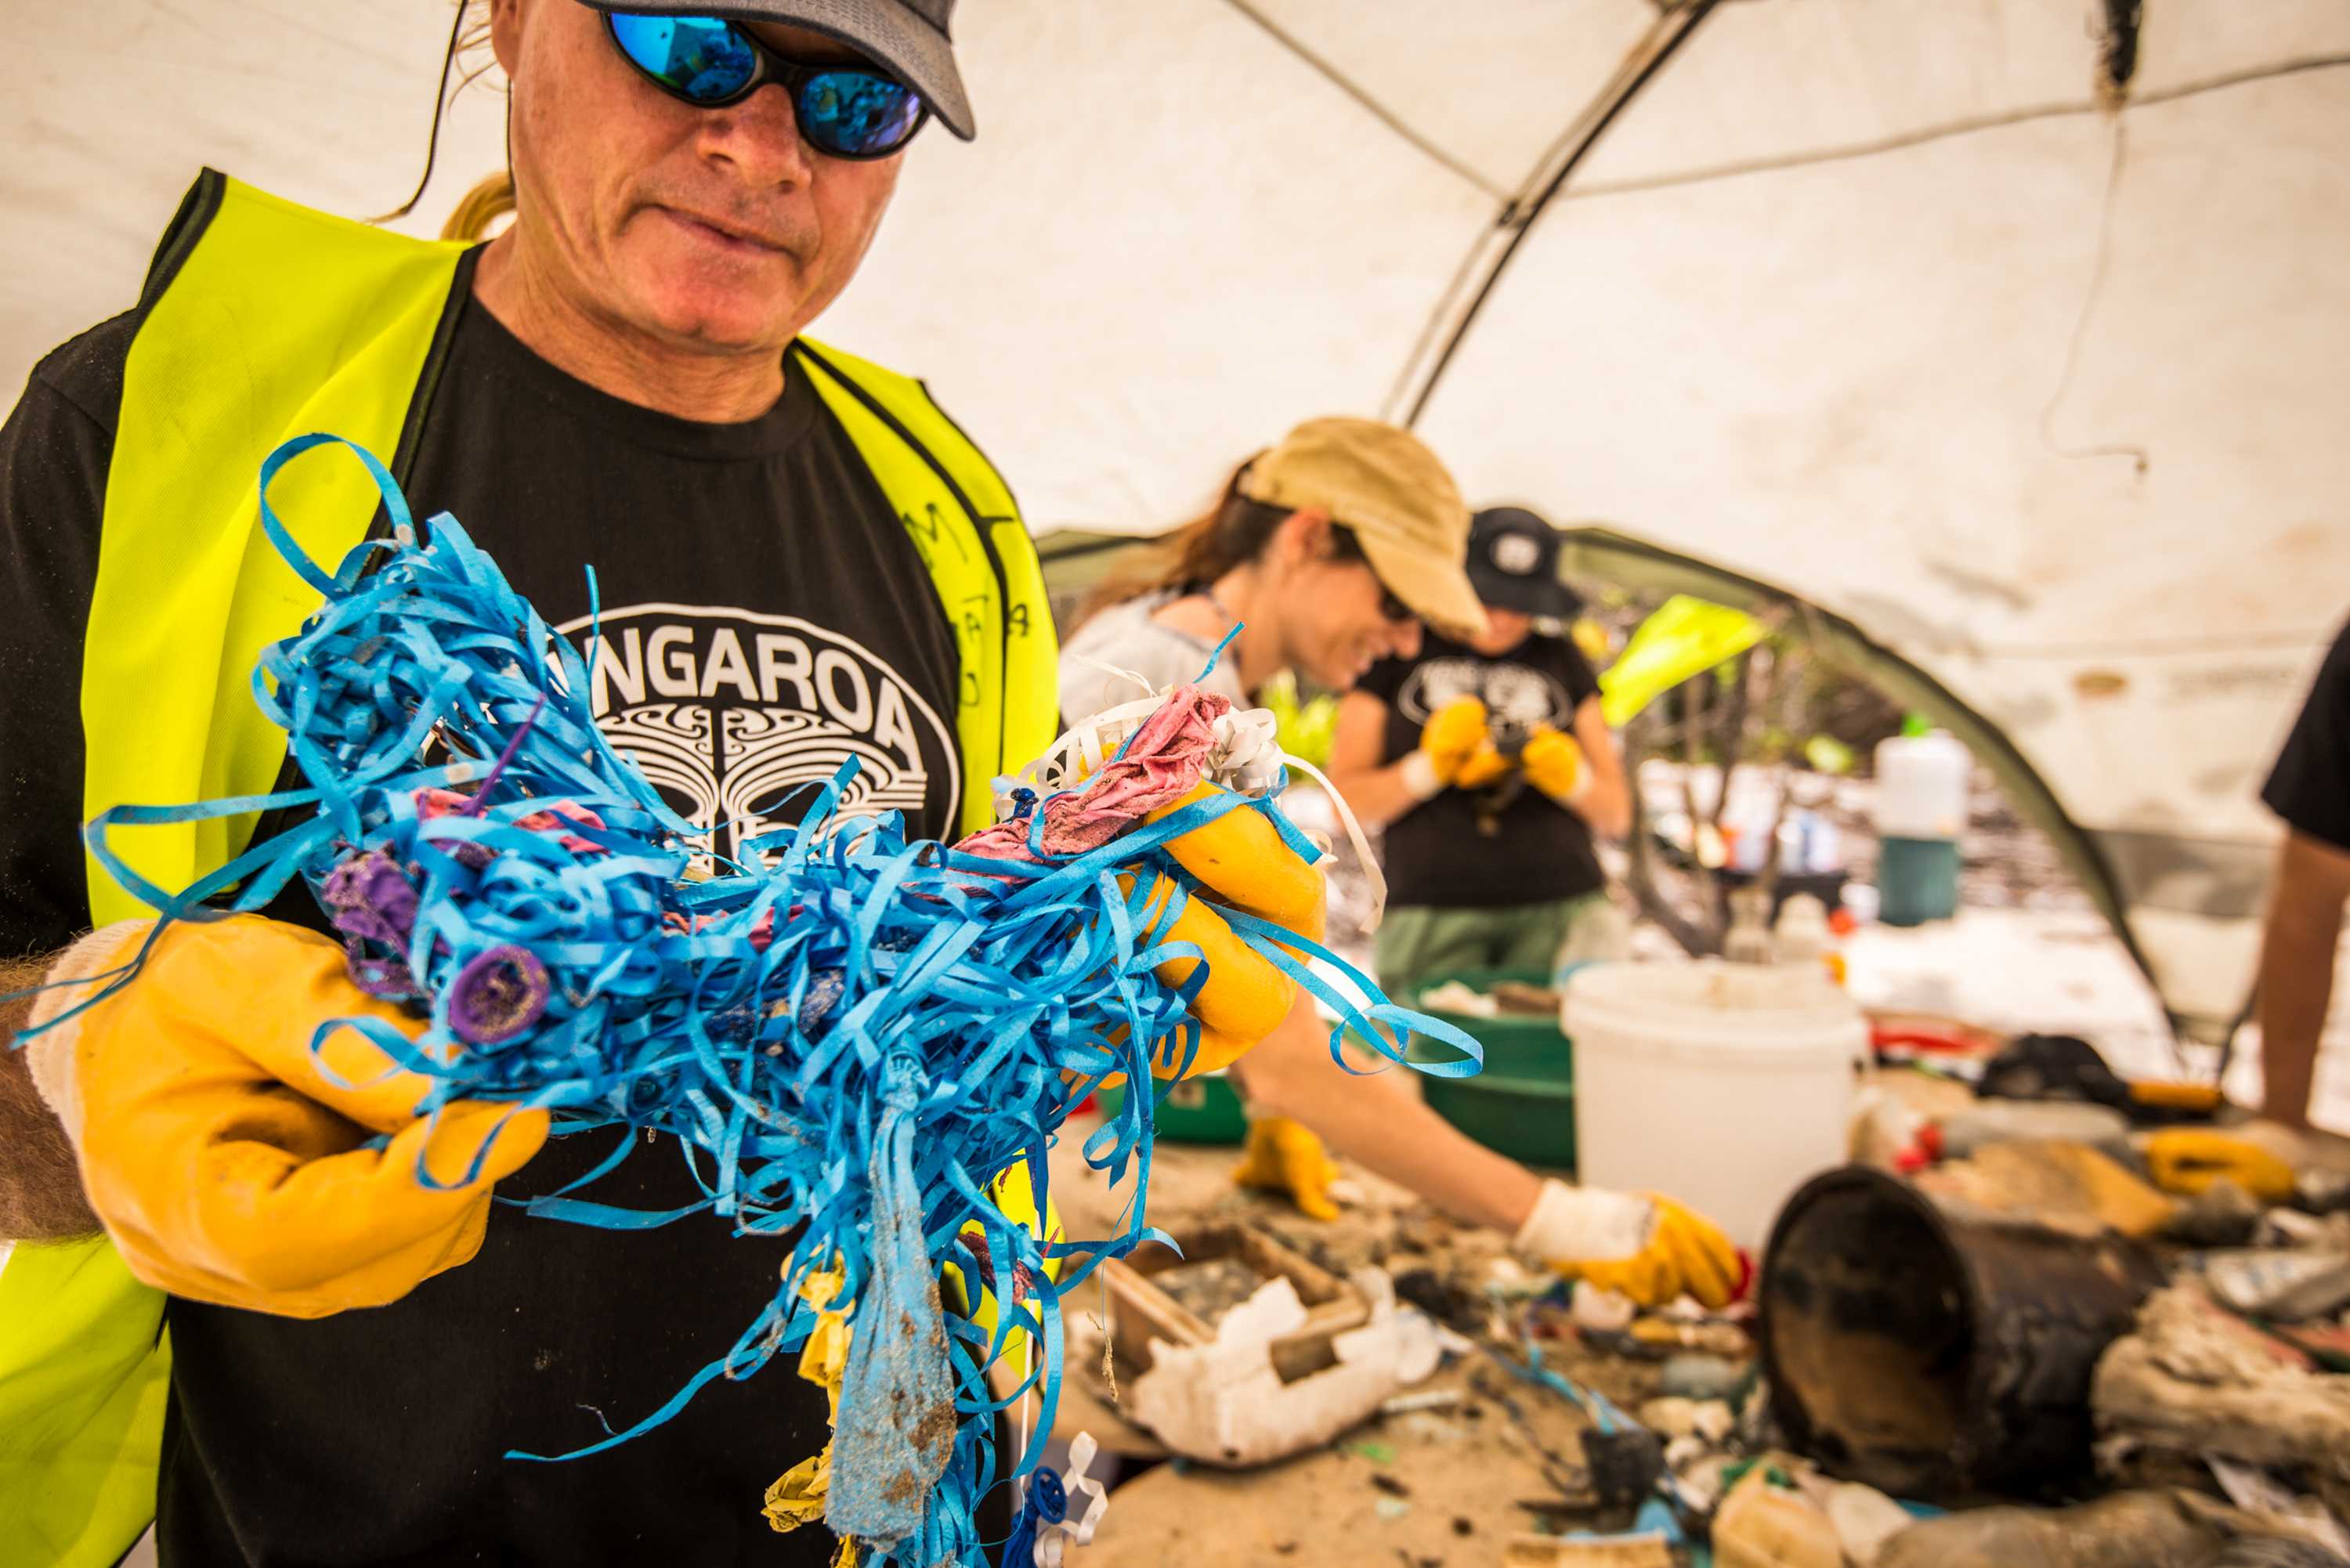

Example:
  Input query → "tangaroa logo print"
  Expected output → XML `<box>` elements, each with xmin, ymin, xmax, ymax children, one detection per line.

<box><xmin>555</xmin><ymin>603</ymin><xmax>958</xmax><ymax>867</ymax></box>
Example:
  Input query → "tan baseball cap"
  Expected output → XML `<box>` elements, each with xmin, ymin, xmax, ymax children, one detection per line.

<box><xmin>1238</xmin><ymin>417</ymin><xmax>1488</xmax><ymax>641</ymax></box>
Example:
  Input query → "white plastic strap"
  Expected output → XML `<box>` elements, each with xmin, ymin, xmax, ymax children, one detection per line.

<box><xmin>1276</xmin><ymin>748</ymin><xmax>1386</xmax><ymax>928</ymax></box>
<box><xmin>1032</xmin><ymin>1431</ymin><xmax>1111</xmax><ymax>1566</ymax></box>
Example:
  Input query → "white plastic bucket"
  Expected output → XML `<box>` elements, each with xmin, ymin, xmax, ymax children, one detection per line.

<box><xmin>1564</xmin><ymin>961</ymin><xmax>1866</xmax><ymax>1250</ymax></box>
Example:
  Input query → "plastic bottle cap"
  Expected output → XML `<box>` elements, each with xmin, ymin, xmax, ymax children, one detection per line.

<box><xmin>1900</xmin><ymin>713</ymin><xmax>1932</xmax><ymax>738</ymax></box>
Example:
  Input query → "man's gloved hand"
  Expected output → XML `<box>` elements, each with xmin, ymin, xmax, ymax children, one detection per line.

<box><xmin>1231</xmin><ymin>1114</ymin><xmax>1343</xmax><ymax>1221</ymax></box>
<box><xmin>1514</xmin><ymin>1177</ymin><xmax>1742</xmax><ymax>1310</ymax></box>
<box><xmin>1521</xmin><ymin>725</ymin><xmax>1592</xmax><ymax>805</ymax></box>
<box><xmin>1134</xmin><ymin>781</ymin><xmax>1325</xmax><ymax>1079</ymax></box>
<box><xmin>2143</xmin><ymin>1127</ymin><xmax>2298</xmax><ymax>1204</ymax></box>
<box><xmin>23</xmin><ymin>916</ymin><xmax>548</xmax><ymax>1318</ymax></box>
<box><xmin>1401</xmin><ymin>697</ymin><xmax>1491</xmax><ymax>799</ymax></box>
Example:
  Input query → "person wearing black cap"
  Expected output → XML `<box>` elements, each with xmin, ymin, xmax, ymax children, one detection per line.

<box><xmin>1331</xmin><ymin>506</ymin><xmax>1633</xmax><ymax>986</ymax></box>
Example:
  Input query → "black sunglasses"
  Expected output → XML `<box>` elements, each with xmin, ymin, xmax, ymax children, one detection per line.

<box><xmin>602</xmin><ymin>11</ymin><xmax>928</xmax><ymax>160</ymax></box>
<box><xmin>1323</xmin><ymin>522</ymin><xmax>1417</xmax><ymax>624</ymax></box>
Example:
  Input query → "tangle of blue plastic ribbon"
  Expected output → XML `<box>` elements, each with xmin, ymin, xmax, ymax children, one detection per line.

<box><xmin>63</xmin><ymin>434</ymin><xmax>1484</xmax><ymax>1566</ymax></box>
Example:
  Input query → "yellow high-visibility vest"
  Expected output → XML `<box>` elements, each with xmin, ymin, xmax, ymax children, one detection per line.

<box><xmin>1</xmin><ymin>170</ymin><xmax>1057</xmax><ymax>1567</ymax></box>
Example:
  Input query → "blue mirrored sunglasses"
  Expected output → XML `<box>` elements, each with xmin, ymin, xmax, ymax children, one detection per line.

<box><xmin>603</xmin><ymin>12</ymin><xmax>927</xmax><ymax>160</ymax></box>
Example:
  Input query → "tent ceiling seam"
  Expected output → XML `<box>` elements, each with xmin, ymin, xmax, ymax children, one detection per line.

<box><xmin>2036</xmin><ymin>117</ymin><xmax>2147</xmax><ymax>477</ymax></box>
<box><xmin>1213</xmin><ymin>0</ymin><xmax>1508</xmax><ymax>200</ymax></box>
<box><xmin>1394</xmin><ymin>0</ymin><xmax>1723</xmax><ymax>428</ymax></box>
<box><xmin>1560</xmin><ymin>51</ymin><xmax>2350</xmax><ymax>206</ymax></box>
<box><xmin>1379</xmin><ymin>15</ymin><xmax>1694</xmax><ymax>426</ymax></box>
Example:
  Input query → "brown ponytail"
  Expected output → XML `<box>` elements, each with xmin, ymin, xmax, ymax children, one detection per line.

<box><xmin>1076</xmin><ymin>457</ymin><xmax>1373</xmax><ymax>627</ymax></box>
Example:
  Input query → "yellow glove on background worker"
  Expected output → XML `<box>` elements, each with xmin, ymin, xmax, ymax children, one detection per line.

<box><xmin>2142</xmin><ymin>1127</ymin><xmax>2298</xmax><ymax>1204</ymax></box>
<box><xmin>1130</xmin><ymin>779</ymin><xmax>1325</xmax><ymax>1080</ymax></box>
<box><xmin>1403</xmin><ymin>710</ymin><xmax>1589</xmax><ymax>803</ymax></box>
<box><xmin>1400</xmin><ymin>697</ymin><xmax>1491</xmax><ymax>800</ymax></box>
<box><xmin>23</xmin><ymin>916</ymin><xmax>548</xmax><ymax>1318</ymax></box>
<box><xmin>1515</xmin><ymin>1177</ymin><xmax>1741</xmax><ymax>1310</ymax></box>
<box><xmin>1455</xmin><ymin>740</ymin><xmax>1513</xmax><ymax>790</ymax></box>
<box><xmin>1521</xmin><ymin>725</ymin><xmax>1592</xmax><ymax>806</ymax></box>
<box><xmin>1231</xmin><ymin>1114</ymin><xmax>1343</xmax><ymax>1220</ymax></box>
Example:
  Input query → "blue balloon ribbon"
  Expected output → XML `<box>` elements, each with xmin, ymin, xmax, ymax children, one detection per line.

<box><xmin>46</xmin><ymin>433</ymin><xmax>1484</xmax><ymax>1566</ymax></box>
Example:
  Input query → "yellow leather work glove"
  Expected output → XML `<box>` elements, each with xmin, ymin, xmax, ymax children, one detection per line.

<box><xmin>1407</xmin><ymin>697</ymin><xmax>1491</xmax><ymax>795</ymax></box>
<box><xmin>1231</xmin><ymin>1115</ymin><xmax>1343</xmax><ymax>1221</ymax></box>
<box><xmin>23</xmin><ymin>916</ymin><xmax>549</xmax><ymax>1318</ymax></box>
<box><xmin>1515</xmin><ymin>1178</ymin><xmax>1742</xmax><ymax>1310</ymax></box>
<box><xmin>1129</xmin><ymin>781</ymin><xmax>1325</xmax><ymax>1081</ymax></box>
<box><xmin>1455</xmin><ymin>740</ymin><xmax>1513</xmax><ymax>790</ymax></box>
<box><xmin>2143</xmin><ymin>1128</ymin><xmax>2297</xmax><ymax>1205</ymax></box>
<box><xmin>1521</xmin><ymin>725</ymin><xmax>1592</xmax><ymax>805</ymax></box>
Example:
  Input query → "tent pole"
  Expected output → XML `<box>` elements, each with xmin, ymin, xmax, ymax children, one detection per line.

<box><xmin>1385</xmin><ymin>0</ymin><xmax>1723</xmax><ymax>428</ymax></box>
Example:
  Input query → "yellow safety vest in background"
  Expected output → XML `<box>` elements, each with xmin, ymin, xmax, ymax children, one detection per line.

<box><xmin>0</xmin><ymin>170</ymin><xmax>1058</xmax><ymax>1568</ymax></box>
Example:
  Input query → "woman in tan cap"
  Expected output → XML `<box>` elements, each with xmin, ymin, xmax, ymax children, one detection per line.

<box><xmin>1060</xmin><ymin>420</ymin><xmax>1739</xmax><ymax>1312</ymax></box>
<box><xmin>1058</xmin><ymin>416</ymin><xmax>1488</xmax><ymax>721</ymax></box>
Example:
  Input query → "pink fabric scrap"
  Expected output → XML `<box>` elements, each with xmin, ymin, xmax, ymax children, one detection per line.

<box><xmin>661</xmin><ymin>904</ymin><xmax>783</xmax><ymax>952</ymax></box>
<box><xmin>957</xmin><ymin>684</ymin><xmax>1232</xmax><ymax>865</ymax></box>
<box><xmin>414</xmin><ymin>787</ymin><xmax>608</xmax><ymax>855</ymax></box>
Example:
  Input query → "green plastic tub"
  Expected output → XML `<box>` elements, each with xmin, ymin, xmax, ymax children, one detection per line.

<box><xmin>1406</xmin><ymin>967</ymin><xmax>1577</xmax><ymax>1172</ymax></box>
<box><xmin>1094</xmin><ymin>1070</ymin><xmax>1248</xmax><ymax>1145</ymax></box>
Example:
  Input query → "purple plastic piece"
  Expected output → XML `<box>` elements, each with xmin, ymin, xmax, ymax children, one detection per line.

<box><xmin>448</xmin><ymin>944</ymin><xmax>553</xmax><ymax>1045</ymax></box>
<box><xmin>320</xmin><ymin>849</ymin><xmax>418</xmax><ymax>945</ymax></box>
<box><xmin>344</xmin><ymin>942</ymin><xmax>423</xmax><ymax>1003</ymax></box>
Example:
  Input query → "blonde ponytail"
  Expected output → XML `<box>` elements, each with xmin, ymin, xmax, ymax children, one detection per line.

<box><xmin>441</xmin><ymin>170</ymin><xmax>516</xmax><ymax>241</ymax></box>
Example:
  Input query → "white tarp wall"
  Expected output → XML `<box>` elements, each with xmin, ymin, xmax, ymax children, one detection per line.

<box><xmin>7</xmin><ymin>1</ymin><xmax>2348</xmax><ymax>1038</ymax></box>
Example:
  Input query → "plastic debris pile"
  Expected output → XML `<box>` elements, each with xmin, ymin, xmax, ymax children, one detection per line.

<box><xmin>81</xmin><ymin>434</ymin><xmax>1479</xmax><ymax>1567</ymax></box>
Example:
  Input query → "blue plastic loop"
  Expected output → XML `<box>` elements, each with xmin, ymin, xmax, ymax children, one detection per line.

<box><xmin>1030</xmin><ymin>1465</ymin><xmax>1068</xmax><ymax>1524</ymax></box>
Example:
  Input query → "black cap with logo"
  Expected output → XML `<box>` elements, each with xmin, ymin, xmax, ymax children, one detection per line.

<box><xmin>1466</xmin><ymin>507</ymin><xmax>1583</xmax><ymax>620</ymax></box>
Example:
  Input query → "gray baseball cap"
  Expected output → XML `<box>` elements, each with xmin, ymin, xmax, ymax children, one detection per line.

<box><xmin>583</xmin><ymin>2</ymin><xmax>974</xmax><ymax>140</ymax></box>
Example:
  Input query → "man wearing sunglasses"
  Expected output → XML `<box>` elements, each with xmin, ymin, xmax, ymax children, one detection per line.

<box><xmin>0</xmin><ymin>2</ymin><xmax>1323</xmax><ymax>1564</ymax></box>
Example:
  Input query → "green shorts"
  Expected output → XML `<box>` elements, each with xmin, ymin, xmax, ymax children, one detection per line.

<box><xmin>1373</xmin><ymin>891</ymin><xmax>1629</xmax><ymax>999</ymax></box>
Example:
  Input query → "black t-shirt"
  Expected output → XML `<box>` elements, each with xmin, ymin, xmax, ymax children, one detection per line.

<box><xmin>0</xmin><ymin>248</ymin><xmax>970</xmax><ymax>1564</ymax></box>
<box><xmin>1360</xmin><ymin>630</ymin><xmax>1605</xmax><ymax>910</ymax></box>
<box><xmin>2265</xmin><ymin>616</ymin><xmax>2350</xmax><ymax>852</ymax></box>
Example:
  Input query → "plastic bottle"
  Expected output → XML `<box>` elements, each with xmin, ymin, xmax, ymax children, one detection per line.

<box><xmin>1772</xmin><ymin>893</ymin><xmax>1833</xmax><ymax>974</ymax></box>
<box><xmin>1874</xmin><ymin>717</ymin><xmax>1969</xmax><ymax>926</ymax></box>
<box><xmin>1873</xmin><ymin>718</ymin><xmax>1971</xmax><ymax>840</ymax></box>
<box><xmin>1724</xmin><ymin>886</ymin><xmax>1776</xmax><ymax>964</ymax></box>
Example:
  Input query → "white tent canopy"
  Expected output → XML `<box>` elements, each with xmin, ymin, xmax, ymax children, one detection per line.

<box><xmin>8</xmin><ymin>1</ymin><xmax>2348</xmax><ymax>1039</ymax></box>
